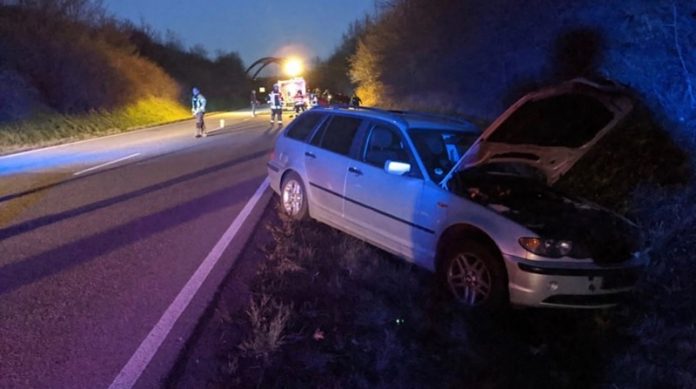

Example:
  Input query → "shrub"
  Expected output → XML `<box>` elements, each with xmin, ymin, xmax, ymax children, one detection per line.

<box><xmin>125</xmin><ymin>27</ymin><xmax>251</xmax><ymax>111</ymax></box>
<box><xmin>350</xmin><ymin>0</ymin><xmax>696</xmax><ymax>141</ymax></box>
<box><xmin>0</xmin><ymin>4</ymin><xmax>180</xmax><ymax>114</ymax></box>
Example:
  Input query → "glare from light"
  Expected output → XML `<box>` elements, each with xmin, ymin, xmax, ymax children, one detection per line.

<box><xmin>283</xmin><ymin>58</ymin><xmax>303</xmax><ymax>77</ymax></box>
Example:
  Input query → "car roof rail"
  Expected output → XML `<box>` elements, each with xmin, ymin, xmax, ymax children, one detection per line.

<box><xmin>318</xmin><ymin>104</ymin><xmax>481</xmax><ymax>129</ymax></box>
<box><xmin>388</xmin><ymin>109</ymin><xmax>480</xmax><ymax>129</ymax></box>
<box><xmin>321</xmin><ymin>104</ymin><xmax>403</xmax><ymax>116</ymax></box>
<box><xmin>324</xmin><ymin>104</ymin><xmax>390</xmax><ymax>113</ymax></box>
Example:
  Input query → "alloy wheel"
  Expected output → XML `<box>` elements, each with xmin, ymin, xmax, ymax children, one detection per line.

<box><xmin>447</xmin><ymin>252</ymin><xmax>492</xmax><ymax>306</ymax></box>
<box><xmin>282</xmin><ymin>179</ymin><xmax>304</xmax><ymax>216</ymax></box>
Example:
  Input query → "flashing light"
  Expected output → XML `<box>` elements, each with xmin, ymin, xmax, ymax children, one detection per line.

<box><xmin>283</xmin><ymin>57</ymin><xmax>303</xmax><ymax>77</ymax></box>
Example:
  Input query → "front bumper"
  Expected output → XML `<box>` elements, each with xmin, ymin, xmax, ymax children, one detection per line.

<box><xmin>504</xmin><ymin>253</ymin><xmax>646</xmax><ymax>308</ymax></box>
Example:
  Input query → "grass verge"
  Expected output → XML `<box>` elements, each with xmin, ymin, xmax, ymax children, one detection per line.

<box><xmin>605</xmin><ymin>184</ymin><xmax>696</xmax><ymax>387</ymax></box>
<box><xmin>174</xmin><ymin>204</ymin><xmax>645</xmax><ymax>388</ymax></box>
<box><xmin>0</xmin><ymin>97</ymin><xmax>191</xmax><ymax>155</ymax></box>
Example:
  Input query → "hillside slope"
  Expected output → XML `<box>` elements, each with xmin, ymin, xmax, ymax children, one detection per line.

<box><xmin>0</xmin><ymin>3</ymin><xmax>250</xmax><ymax>154</ymax></box>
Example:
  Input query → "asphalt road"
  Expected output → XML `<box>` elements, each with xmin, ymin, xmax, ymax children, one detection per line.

<box><xmin>0</xmin><ymin>110</ymin><xmax>282</xmax><ymax>388</ymax></box>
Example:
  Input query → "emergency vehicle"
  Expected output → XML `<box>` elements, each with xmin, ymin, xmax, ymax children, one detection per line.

<box><xmin>277</xmin><ymin>77</ymin><xmax>306</xmax><ymax>110</ymax></box>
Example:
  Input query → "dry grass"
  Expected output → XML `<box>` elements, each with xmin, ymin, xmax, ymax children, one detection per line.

<box><xmin>0</xmin><ymin>97</ymin><xmax>190</xmax><ymax>155</ymax></box>
<box><xmin>238</xmin><ymin>294</ymin><xmax>292</xmax><ymax>364</ymax></box>
<box><xmin>203</xmin><ymin>206</ymin><xmax>638</xmax><ymax>388</ymax></box>
<box><xmin>604</xmin><ymin>183</ymin><xmax>696</xmax><ymax>387</ymax></box>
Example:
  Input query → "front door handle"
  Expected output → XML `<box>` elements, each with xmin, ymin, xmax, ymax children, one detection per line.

<box><xmin>305</xmin><ymin>151</ymin><xmax>316</xmax><ymax>159</ymax></box>
<box><xmin>348</xmin><ymin>166</ymin><xmax>362</xmax><ymax>175</ymax></box>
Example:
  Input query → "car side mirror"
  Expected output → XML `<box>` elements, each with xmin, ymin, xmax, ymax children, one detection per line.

<box><xmin>384</xmin><ymin>160</ymin><xmax>411</xmax><ymax>175</ymax></box>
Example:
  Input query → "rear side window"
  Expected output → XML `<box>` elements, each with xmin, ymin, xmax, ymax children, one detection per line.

<box><xmin>312</xmin><ymin>115</ymin><xmax>362</xmax><ymax>156</ymax></box>
<box><xmin>488</xmin><ymin>94</ymin><xmax>613</xmax><ymax>147</ymax></box>
<box><xmin>286</xmin><ymin>113</ymin><xmax>323</xmax><ymax>141</ymax></box>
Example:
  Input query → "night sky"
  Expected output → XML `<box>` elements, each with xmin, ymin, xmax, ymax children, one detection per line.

<box><xmin>103</xmin><ymin>0</ymin><xmax>375</xmax><ymax>67</ymax></box>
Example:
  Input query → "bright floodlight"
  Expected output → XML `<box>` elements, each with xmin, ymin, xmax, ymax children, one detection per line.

<box><xmin>284</xmin><ymin>58</ymin><xmax>303</xmax><ymax>77</ymax></box>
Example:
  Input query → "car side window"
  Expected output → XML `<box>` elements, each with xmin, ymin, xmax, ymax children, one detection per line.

<box><xmin>410</xmin><ymin>130</ymin><xmax>474</xmax><ymax>180</ymax></box>
<box><xmin>311</xmin><ymin>115</ymin><xmax>362</xmax><ymax>156</ymax></box>
<box><xmin>285</xmin><ymin>113</ymin><xmax>323</xmax><ymax>142</ymax></box>
<box><xmin>362</xmin><ymin>124</ymin><xmax>410</xmax><ymax>168</ymax></box>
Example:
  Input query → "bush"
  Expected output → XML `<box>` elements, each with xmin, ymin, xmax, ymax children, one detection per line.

<box><xmin>0</xmin><ymin>4</ymin><xmax>180</xmax><ymax>114</ymax></box>
<box><xmin>350</xmin><ymin>0</ymin><xmax>696</xmax><ymax>140</ymax></box>
<box><xmin>126</xmin><ymin>27</ymin><xmax>251</xmax><ymax>111</ymax></box>
<box><xmin>0</xmin><ymin>67</ymin><xmax>46</xmax><ymax>122</ymax></box>
<box><xmin>308</xmin><ymin>17</ymin><xmax>371</xmax><ymax>96</ymax></box>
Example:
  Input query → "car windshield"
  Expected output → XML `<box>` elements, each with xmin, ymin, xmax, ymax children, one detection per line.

<box><xmin>409</xmin><ymin>128</ymin><xmax>479</xmax><ymax>181</ymax></box>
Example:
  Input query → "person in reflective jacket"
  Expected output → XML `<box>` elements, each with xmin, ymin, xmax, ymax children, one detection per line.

<box><xmin>293</xmin><ymin>89</ymin><xmax>306</xmax><ymax>115</ymax></box>
<box><xmin>267</xmin><ymin>84</ymin><xmax>284</xmax><ymax>125</ymax></box>
<box><xmin>192</xmin><ymin>87</ymin><xmax>207</xmax><ymax>138</ymax></box>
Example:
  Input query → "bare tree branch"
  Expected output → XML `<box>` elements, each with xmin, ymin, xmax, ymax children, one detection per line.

<box><xmin>672</xmin><ymin>1</ymin><xmax>696</xmax><ymax>109</ymax></box>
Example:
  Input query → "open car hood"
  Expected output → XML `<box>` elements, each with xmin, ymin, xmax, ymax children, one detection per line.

<box><xmin>441</xmin><ymin>78</ymin><xmax>633</xmax><ymax>188</ymax></box>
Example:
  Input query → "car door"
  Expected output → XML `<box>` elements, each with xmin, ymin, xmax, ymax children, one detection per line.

<box><xmin>303</xmin><ymin>114</ymin><xmax>364</xmax><ymax>222</ymax></box>
<box><xmin>343</xmin><ymin>121</ymin><xmax>431</xmax><ymax>261</ymax></box>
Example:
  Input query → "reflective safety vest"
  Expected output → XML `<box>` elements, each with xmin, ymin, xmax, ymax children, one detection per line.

<box><xmin>192</xmin><ymin>94</ymin><xmax>207</xmax><ymax>114</ymax></box>
<box><xmin>268</xmin><ymin>92</ymin><xmax>283</xmax><ymax>109</ymax></box>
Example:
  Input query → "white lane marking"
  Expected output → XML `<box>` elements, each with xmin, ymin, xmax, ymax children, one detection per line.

<box><xmin>109</xmin><ymin>178</ymin><xmax>270</xmax><ymax>389</ymax></box>
<box><xmin>73</xmin><ymin>153</ymin><xmax>141</xmax><ymax>176</ymax></box>
<box><xmin>0</xmin><ymin>112</ymin><xmax>236</xmax><ymax>160</ymax></box>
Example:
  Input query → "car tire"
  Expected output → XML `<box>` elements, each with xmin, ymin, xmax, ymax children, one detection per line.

<box><xmin>280</xmin><ymin>171</ymin><xmax>309</xmax><ymax>221</ymax></box>
<box><xmin>439</xmin><ymin>238</ymin><xmax>508</xmax><ymax>310</ymax></box>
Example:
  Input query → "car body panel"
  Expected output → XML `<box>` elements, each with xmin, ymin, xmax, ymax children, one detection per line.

<box><xmin>267</xmin><ymin>90</ymin><xmax>643</xmax><ymax>309</ymax></box>
<box><xmin>442</xmin><ymin>78</ymin><xmax>634</xmax><ymax>188</ymax></box>
<box><xmin>344</xmin><ymin>160</ymin><xmax>429</xmax><ymax>263</ymax></box>
<box><xmin>504</xmin><ymin>252</ymin><xmax>647</xmax><ymax>308</ymax></box>
<box><xmin>303</xmin><ymin>143</ymin><xmax>351</xmax><ymax>218</ymax></box>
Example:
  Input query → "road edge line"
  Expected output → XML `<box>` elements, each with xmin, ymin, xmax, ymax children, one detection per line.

<box><xmin>73</xmin><ymin>153</ymin><xmax>141</xmax><ymax>176</ymax></box>
<box><xmin>0</xmin><ymin>112</ymin><xmax>235</xmax><ymax>160</ymax></box>
<box><xmin>108</xmin><ymin>177</ymin><xmax>270</xmax><ymax>389</ymax></box>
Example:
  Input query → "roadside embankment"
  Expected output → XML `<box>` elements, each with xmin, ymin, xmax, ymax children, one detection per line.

<box><xmin>0</xmin><ymin>97</ymin><xmax>190</xmax><ymax>155</ymax></box>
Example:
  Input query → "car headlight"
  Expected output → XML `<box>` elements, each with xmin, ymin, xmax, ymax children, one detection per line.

<box><xmin>519</xmin><ymin>237</ymin><xmax>574</xmax><ymax>258</ymax></box>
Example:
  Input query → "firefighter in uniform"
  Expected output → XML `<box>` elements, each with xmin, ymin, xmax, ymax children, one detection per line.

<box><xmin>192</xmin><ymin>87</ymin><xmax>207</xmax><ymax>138</ymax></box>
<box><xmin>267</xmin><ymin>84</ymin><xmax>284</xmax><ymax>125</ymax></box>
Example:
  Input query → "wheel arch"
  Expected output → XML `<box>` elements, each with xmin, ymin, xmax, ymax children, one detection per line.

<box><xmin>279</xmin><ymin>168</ymin><xmax>313</xmax><ymax>218</ymax></box>
<box><xmin>279</xmin><ymin>168</ymin><xmax>297</xmax><ymax>188</ymax></box>
<box><xmin>435</xmin><ymin>223</ymin><xmax>506</xmax><ymax>276</ymax></box>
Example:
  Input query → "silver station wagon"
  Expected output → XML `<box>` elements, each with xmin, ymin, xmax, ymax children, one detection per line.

<box><xmin>266</xmin><ymin>79</ymin><xmax>647</xmax><ymax>310</ymax></box>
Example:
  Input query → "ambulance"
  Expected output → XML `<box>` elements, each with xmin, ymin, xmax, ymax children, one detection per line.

<box><xmin>277</xmin><ymin>77</ymin><xmax>306</xmax><ymax>110</ymax></box>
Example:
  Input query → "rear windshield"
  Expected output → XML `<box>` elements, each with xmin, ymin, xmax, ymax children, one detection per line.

<box><xmin>487</xmin><ymin>94</ymin><xmax>613</xmax><ymax>147</ymax></box>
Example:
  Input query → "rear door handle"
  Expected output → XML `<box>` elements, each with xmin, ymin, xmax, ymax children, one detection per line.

<box><xmin>348</xmin><ymin>166</ymin><xmax>362</xmax><ymax>175</ymax></box>
<box><xmin>305</xmin><ymin>151</ymin><xmax>316</xmax><ymax>159</ymax></box>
